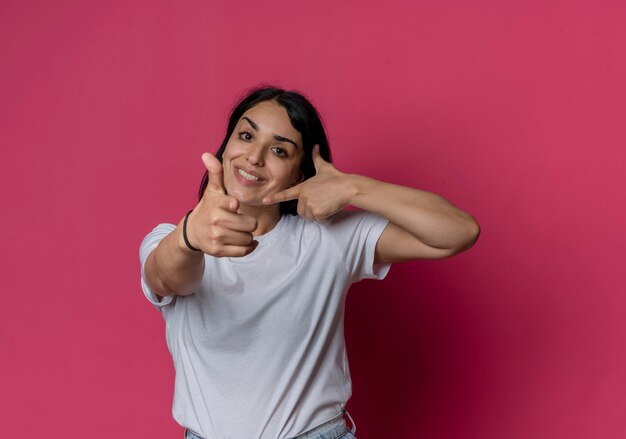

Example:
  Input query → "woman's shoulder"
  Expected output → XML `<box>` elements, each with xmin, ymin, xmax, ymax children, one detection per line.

<box><xmin>280</xmin><ymin>210</ymin><xmax>362</xmax><ymax>227</ymax></box>
<box><xmin>141</xmin><ymin>223</ymin><xmax>176</xmax><ymax>244</ymax></box>
<box><xmin>324</xmin><ymin>209</ymin><xmax>384</xmax><ymax>227</ymax></box>
<box><xmin>280</xmin><ymin>210</ymin><xmax>386</xmax><ymax>238</ymax></box>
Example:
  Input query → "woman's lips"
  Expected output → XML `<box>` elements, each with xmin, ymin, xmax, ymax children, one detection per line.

<box><xmin>234</xmin><ymin>167</ymin><xmax>265</xmax><ymax>186</ymax></box>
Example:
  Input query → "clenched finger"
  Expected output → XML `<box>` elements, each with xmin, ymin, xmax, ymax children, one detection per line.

<box><xmin>218</xmin><ymin>211</ymin><xmax>258</xmax><ymax>233</ymax></box>
<box><xmin>218</xmin><ymin>229</ymin><xmax>256</xmax><ymax>247</ymax></box>
<box><xmin>220</xmin><ymin>242</ymin><xmax>259</xmax><ymax>258</ymax></box>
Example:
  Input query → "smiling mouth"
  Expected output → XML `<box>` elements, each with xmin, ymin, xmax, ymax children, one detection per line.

<box><xmin>237</xmin><ymin>168</ymin><xmax>263</xmax><ymax>182</ymax></box>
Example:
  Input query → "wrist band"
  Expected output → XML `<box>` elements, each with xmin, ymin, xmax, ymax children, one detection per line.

<box><xmin>183</xmin><ymin>210</ymin><xmax>202</xmax><ymax>252</ymax></box>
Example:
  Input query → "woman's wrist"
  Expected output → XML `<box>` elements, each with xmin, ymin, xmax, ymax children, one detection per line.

<box><xmin>345</xmin><ymin>173</ymin><xmax>374</xmax><ymax>209</ymax></box>
<box><xmin>176</xmin><ymin>215</ymin><xmax>204</xmax><ymax>257</ymax></box>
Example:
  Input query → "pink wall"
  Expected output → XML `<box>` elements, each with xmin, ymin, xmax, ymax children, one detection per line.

<box><xmin>2</xmin><ymin>1</ymin><xmax>624</xmax><ymax>437</ymax></box>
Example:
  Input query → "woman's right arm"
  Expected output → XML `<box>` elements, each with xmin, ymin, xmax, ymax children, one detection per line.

<box><xmin>144</xmin><ymin>152</ymin><xmax>258</xmax><ymax>298</ymax></box>
<box><xmin>144</xmin><ymin>221</ymin><xmax>206</xmax><ymax>298</ymax></box>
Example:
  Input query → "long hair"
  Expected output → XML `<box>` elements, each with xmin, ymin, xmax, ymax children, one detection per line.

<box><xmin>198</xmin><ymin>86</ymin><xmax>332</xmax><ymax>215</ymax></box>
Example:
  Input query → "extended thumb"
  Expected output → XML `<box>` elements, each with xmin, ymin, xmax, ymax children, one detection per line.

<box><xmin>202</xmin><ymin>152</ymin><xmax>226</xmax><ymax>193</ymax></box>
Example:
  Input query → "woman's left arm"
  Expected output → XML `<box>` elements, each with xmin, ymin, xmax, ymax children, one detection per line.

<box><xmin>348</xmin><ymin>175</ymin><xmax>480</xmax><ymax>263</ymax></box>
<box><xmin>263</xmin><ymin>146</ymin><xmax>480</xmax><ymax>264</ymax></box>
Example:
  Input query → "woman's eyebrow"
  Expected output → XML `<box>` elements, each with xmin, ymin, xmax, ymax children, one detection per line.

<box><xmin>242</xmin><ymin>116</ymin><xmax>299</xmax><ymax>148</ymax></box>
<box><xmin>242</xmin><ymin>116</ymin><xmax>258</xmax><ymax>130</ymax></box>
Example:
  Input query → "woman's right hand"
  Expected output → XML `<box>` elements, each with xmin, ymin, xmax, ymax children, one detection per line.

<box><xmin>183</xmin><ymin>152</ymin><xmax>258</xmax><ymax>257</ymax></box>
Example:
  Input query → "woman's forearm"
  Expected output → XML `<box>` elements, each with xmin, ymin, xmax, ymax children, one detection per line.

<box><xmin>262</xmin><ymin>148</ymin><xmax>479</xmax><ymax>255</ymax></box>
<box><xmin>144</xmin><ymin>218</ymin><xmax>205</xmax><ymax>297</ymax></box>
<box><xmin>347</xmin><ymin>174</ymin><xmax>480</xmax><ymax>251</ymax></box>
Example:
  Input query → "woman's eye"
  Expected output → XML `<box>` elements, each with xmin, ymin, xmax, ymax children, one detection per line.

<box><xmin>272</xmin><ymin>147</ymin><xmax>287</xmax><ymax>157</ymax></box>
<box><xmin>239</xmin><ymin>131</ymin><xmax>253</xmax><ymax>141</ymax></box>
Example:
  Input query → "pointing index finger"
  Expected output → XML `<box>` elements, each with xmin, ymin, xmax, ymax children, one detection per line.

<box><xmin>262</xmin><ymin>185</ymin><xmax>302</xmax><ymax>205</ymax></box>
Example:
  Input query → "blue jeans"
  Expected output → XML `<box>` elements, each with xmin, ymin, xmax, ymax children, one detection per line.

<box><xmin>184</xmin><ymin>409</ymin><xmax>357</xmax><ymax>439</ymax></box>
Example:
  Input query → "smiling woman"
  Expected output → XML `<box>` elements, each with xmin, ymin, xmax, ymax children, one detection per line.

<box><xmin>201</xmin><ymin>87</ymin><xmax>333</xmax><ymax>217</ymax></box>
<box><xmin>219</xmin><ymin>101</ymin><xmax>304</xmax><ymax>207</ymax></box>
<box><xmin>139</xmin><ymin>86</ymin><xmax>480</xmax><ymax>439</ymax></box>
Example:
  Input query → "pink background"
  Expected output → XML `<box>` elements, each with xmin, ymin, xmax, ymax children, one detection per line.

<box><xmin>1</xmin><ymin>0</ymin><xmax>625</xmax><ymax>437</ymax></box>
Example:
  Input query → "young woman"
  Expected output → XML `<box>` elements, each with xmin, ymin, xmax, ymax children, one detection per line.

<box><xmin>140</xmin><ymin>86</ymin><xmax>480</xmax><ymax>439</ymax></box>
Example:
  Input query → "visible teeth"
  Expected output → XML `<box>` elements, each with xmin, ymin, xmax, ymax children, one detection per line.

<box><xmin>238</xmin><ymin>169</ymin><xmax>261</xmax><ymax>181</ymax></box>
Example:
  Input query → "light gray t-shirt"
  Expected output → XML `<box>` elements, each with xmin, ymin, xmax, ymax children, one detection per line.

<box><xmin>139</xmin><ymin>210</ymin><xmax>390</xmax><ymax>439</ymax></box>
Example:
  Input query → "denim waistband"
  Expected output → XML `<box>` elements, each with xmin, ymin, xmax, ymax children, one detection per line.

<box><xmin>184</xmin><ymin>409</ymin><xmax>356</xmax><ymax>439</ymax></box>
<box><xmin>289</xmin><ymin>408</ymin><xmax>356</xmax><ymax>439</ymax></box>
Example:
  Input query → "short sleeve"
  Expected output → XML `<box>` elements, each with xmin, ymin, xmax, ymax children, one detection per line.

<box><xmin>323</xmin><ymin>210</ymin><xmax>391</xmax><ymax>283</ymax></box>
<box><xmin>139</xmin><ymin>223</ymin><xmax>177</xmax><ymax>309</ymax></box>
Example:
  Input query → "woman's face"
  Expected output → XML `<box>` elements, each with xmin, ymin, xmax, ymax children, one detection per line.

<box><xmin>221</xmin><ymin>100</ymin><xmax>304</xmax><ymax>206</ymax></box>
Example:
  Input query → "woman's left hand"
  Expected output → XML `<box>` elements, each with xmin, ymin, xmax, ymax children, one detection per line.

<box><xmin>263</xmin><ymin>145</ymin><xmax>355</xmax><ymax>222</ymax></box>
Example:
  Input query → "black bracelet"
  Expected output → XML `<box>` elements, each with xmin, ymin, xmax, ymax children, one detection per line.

<box><xmin>183</xmin><ymin>210</ymin><xmax>202</xmax><ymax>252</ymax></box>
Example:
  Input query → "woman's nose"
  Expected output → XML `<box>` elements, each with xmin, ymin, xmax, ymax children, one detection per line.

<box><xmin>247</xmin><ymin>144</ymin><xmax>264</xmax><ymax>166</ymax></box>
